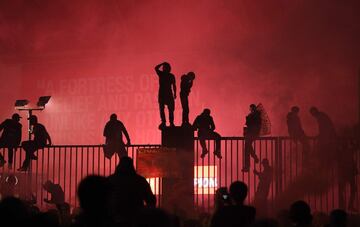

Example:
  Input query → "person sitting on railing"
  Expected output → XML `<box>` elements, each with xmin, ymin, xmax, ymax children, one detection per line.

<box><xmin>103</xmin><ymin>113</ymin><xmax>131</xmax><ymax>159</ymax></box>
<box><xmin>0</xmin><ymin>113</ymin><xmax>22</xmax><ymax>169</ymax></box>
<box><xmin>193</xmin><ymin>108</ymin><xmax>222</xmax><ymax>159</ymax></box>
<box><xmin>287</xmin><ymin>106</ymin><xmax>310</xmax><ymax>162</ymax></box>
<box><xmin>107</xmin><ymin>157</ymin><xmax>156</xmax><ymax>226</ymax></box>
<box><xmin>18</xmin><ymin>115</ymin><xmax>52</xmax><ymax>171</ymax></box>
<box><xmin>243</xmin><ymin>104</ymin><xmax>261</xmax><ymax>172</ymax></box>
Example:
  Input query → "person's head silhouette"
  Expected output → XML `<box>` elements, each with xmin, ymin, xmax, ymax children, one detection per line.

<box><xmin>162</xmin><ymin>62</ymin><xmax>171</xmax><ymax>73</ymax></box>
<box><xmin>29</xmin><ymin>115</ymin><xmax>38</xmax><ymax>125</ymax></box>
<box><xmin>77</xmin><ymin>175</ymin><xmax>108</xmax><ymax>216</ymax></box>
<box><xmin>291</xmin><ymin>106</ymin><xmax>300</xmax><ymax>114</ymax></box>
<box><xmin>12</xmin><ymin>113</ymin><xmax>21</xmax><ymax>122</ymax></box>
<box><xmin>43</xmin><ymin>180</ymin><xmax>55</xmax><ymax>191</ymax></box>
<box><xmin>250</xmin><ymin>104</ymin><xmax>257</xmax><ymax>113</ymax></box>
<box><xmin>202</xmin><ymin>108</ymin><xmax>211</xmax><ymax>116</ymax></box>
<box><xmin>309</xmin><ymin>107</ymin><xmax>319</xmax><ymax>116</ymax></box>
<box><xmin>229</xmin><ymin>181</ymin><xmax>248</xmax><ymax>205</ymax></box>
<box><xmin>110</xmin><ymin>113</ymin><xmax>117</xmax><ymax>121</ymax></box>
<box><xmin>115</xmin><ymin>156</ymin><xmax>136</xmax><ymax>175</ymax></box>
<box><xmin>187</xmin><ymin>72</ymin><xmax>195</xmax><ymax>80</ymax></box>
<box><xmin>289</xmin><ymin>200</ymin><xmax>312</xmax><ymax>226</ymax></box>
<box><xmin>329</xmin><ymin>209</ymin><xmax>347</xmax><ymax>227</ymax></box>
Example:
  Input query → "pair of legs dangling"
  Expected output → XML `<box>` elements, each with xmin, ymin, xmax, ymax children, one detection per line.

<box><xmin>199</xmin><ymin>131</ymin><xmax>222</xmax><ymax>159</ymax></box>
<box><xmin>243</xmin><ymin>135</ymin><xmax>259</xmax><ymax>172</ymax></box>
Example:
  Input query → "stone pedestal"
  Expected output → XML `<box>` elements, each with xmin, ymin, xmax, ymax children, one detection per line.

<box><xmin>137</xmin><ymin>126</ymin><xmax>194</xmax><ymax>217</ymax></box>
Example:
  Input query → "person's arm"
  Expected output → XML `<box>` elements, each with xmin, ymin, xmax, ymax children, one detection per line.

<box><xmin>155</xmin><ymin>63</ymin><xmax>164</xmax><ymax>75</ymax></box>
<box><xmin>210</xmin><ymin>117</ymin><xmax>216</xmax><ymax>131</ymax></box>
<box><xmin>46</xmin><ymin>130</ymin><xmax>52</xmax><ymax>146</ymax></box>
<box><xmin>16</xmin><ymin>125</ymin><xmax>22</xmax><ymax>146</ymax></box>
<box><xmin>121</xmin><ymin>123</ymin><xmax>131</xmax><ymax>145</ymax></box>
<box><xmin>172</xmin><ymin>75</ymin><xmax>177</xmax><ymax>99</ymax></box>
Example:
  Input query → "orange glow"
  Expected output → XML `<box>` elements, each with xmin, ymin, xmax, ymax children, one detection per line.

<box><xmin>146</xmin><ymin>177</ymin><xmax>161</xmax><ymax>195</ymax></box>
<box><xmin>147</xmin><ymin>165</ymin><xmax>218</xmax><ymax>195</ymax></box>
<box><xmin>194</xmin><ymin>165</ymin><xmax>218</xmax><ymax>194</ymax></box>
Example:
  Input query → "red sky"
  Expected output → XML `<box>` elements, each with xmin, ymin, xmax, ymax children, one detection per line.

<box><xmin>0</xmin><ymin>0</ymin><xmax>359</xmax><ymax>144</ymax></box>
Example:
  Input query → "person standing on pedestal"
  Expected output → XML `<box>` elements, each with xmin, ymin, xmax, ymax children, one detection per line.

<box><xmin>154</xmin><ymin>62</ymin><xmax>176</xmax><ymax>129</ymax></box>
<box><xmin>180</xmin><ymin>72</ymin><xmax>195</xmax><ymax>126</ymax></box>
<box><xmin>193</xmin><ymin>108</ymin><xmax>222</xmax><ymax>159</ymax></box>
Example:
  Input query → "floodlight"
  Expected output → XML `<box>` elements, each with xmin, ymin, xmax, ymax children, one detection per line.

<box><xmin>15</xmin><ymin>99</ymin><xmax>29</xmax><ymax>107</ymax></box>
<box><xmin>37</xmin><ymin>96</ymin><xmax>51</xmax><ymax>107</ymax></box>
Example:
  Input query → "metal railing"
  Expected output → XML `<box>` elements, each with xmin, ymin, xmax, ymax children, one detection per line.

<box><xmin>0</xmin><ymin>137</ymin><xmax>358</xmax><ymax>214</ymax></box>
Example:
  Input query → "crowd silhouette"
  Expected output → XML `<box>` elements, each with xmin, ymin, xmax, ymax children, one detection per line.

<box><xmin>0</xmin><ymin>161</ymin><xmax>359</xmax><ymax>226</ymax></box>
<box><xmin>0</xmin><ymin>62</ymin><xmax>359</xmax><ymax>226</ymax></box>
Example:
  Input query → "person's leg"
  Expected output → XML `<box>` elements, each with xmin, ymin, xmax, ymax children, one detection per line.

<box><xmin>117</xmin><ymin>143</ymin><xmax>128</xmax><ymax>159</ymax></box>
<box><xmin>243</xmin><ymin>137</ymin><xmax>251</xmax><ymax>171</ymax></box>
<box><xmin>7</xmin><ymin>146</ymin><xmax>14</xmax><ymax>169</ymax></box>
<box><xmin>181</xmin><ymin>95</ymin><xmax>189</xmax><ymax>124</ymax></box>
<box><xmin>19</xmin><ymin>141</ymin><xmax>35</xmax><ymax>171</ymax></box>
<box><xmin>168</xmin><ymin>100</ymin><xmax>175</xmax><ymax>127</ymax></box>
<box><xmin>159</xmin><ymin>102</ymin><xmax>166</xmax><ymax>128</ymax></box>
<box><xmin>249</xmin><ymin>136</ymin><xmax>259</xmax><ymax>163</ymax></box>
<box><xmin>199</xmin><ymin>133</ymin><xmax>208</xmax><ymax>158</ymax></box>
<box><xmin>299</xmin><ymin>135</ymin><xmax>310</xmax><ymax>166</ymax></box>
<box><xmin>212</xmin><ymin>131</ymin><xmax>222</xmax><ymax>159</ymax></box>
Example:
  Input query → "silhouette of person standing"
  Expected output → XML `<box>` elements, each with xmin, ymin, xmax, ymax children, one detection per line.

<box><xmin>108</xmin><ymin>157</ymin><xmax>156</xmax><ymax>226</ymax></box>
<box><xmin>253</xmin><ymin>159</ymin><xmax>273</xmax><ymax>216</ymax></box>
<box><xmin>309</xmin><ymin>107</ymin><xmax>337</xmax><ymax>161</ymax></box>
<box><xmin>155</xmin><ymin>62</ymin><xmax>176</xmax><ymax>129</ymax></box>
<box><xmin>180</xmin><ymin>72</ymin><xmax>195</xmax><ymax>126</ymax></box>
<box><xmin>103</xmin><ymin>113</ymin><xmax>131</xmax><ymax>159</ymax></box>
<box><xmin>243</xmin><ymin>104</ymin><xmax>260</xmax><ymax>172</ymax></box>
<box><xmin>287</xmin><ymin>106</ymin><xmax>310</xmax><ymax>162</ymax></box>
<box><xmin>0</xmin><ymin>113</ymin><xmax>22</xmax><ymax>168</ymax></box>
<box><xmin>211</xmin><ymin>181</ymin><xmax>256</xmax><ymax>227</ymax></box>
<box><xmin>193</xmin><ymin>108</ymin><xmax>222</xmax><ymax>159</ymax></box>
<box><xmin>18</xmin><ymin>115</ymin><xmax>51</xmax><ymax>171</ymax></box>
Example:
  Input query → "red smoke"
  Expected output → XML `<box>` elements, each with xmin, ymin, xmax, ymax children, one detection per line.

<box><xmin>0</xmin><ymin>0</ymin><xmax>359</xmax><ymax>144</ymax></box>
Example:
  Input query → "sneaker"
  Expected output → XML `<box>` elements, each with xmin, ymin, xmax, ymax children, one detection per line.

<box><xmin>30</xmin><ymin>154</ymin><xmax>38</xmax><ymax>160</ymax></box>
<box><xmin>200</xmin><ymin>150</ymin><xmax>209</xmax><ymax>158</ymax></box>
<box><xmin>214</xmin><ymin>151</ymin><xmax>222</xmax><ymax>159</ymax></box>
<box><xmin>0</xmin><ymin>159</ymin><xmax>5</xmax><ymax>167</ymax></box>
<box><xmin>158</xmin><ymin>123</ymin><xmax>166</xmax><ymax>130</ymax></box>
